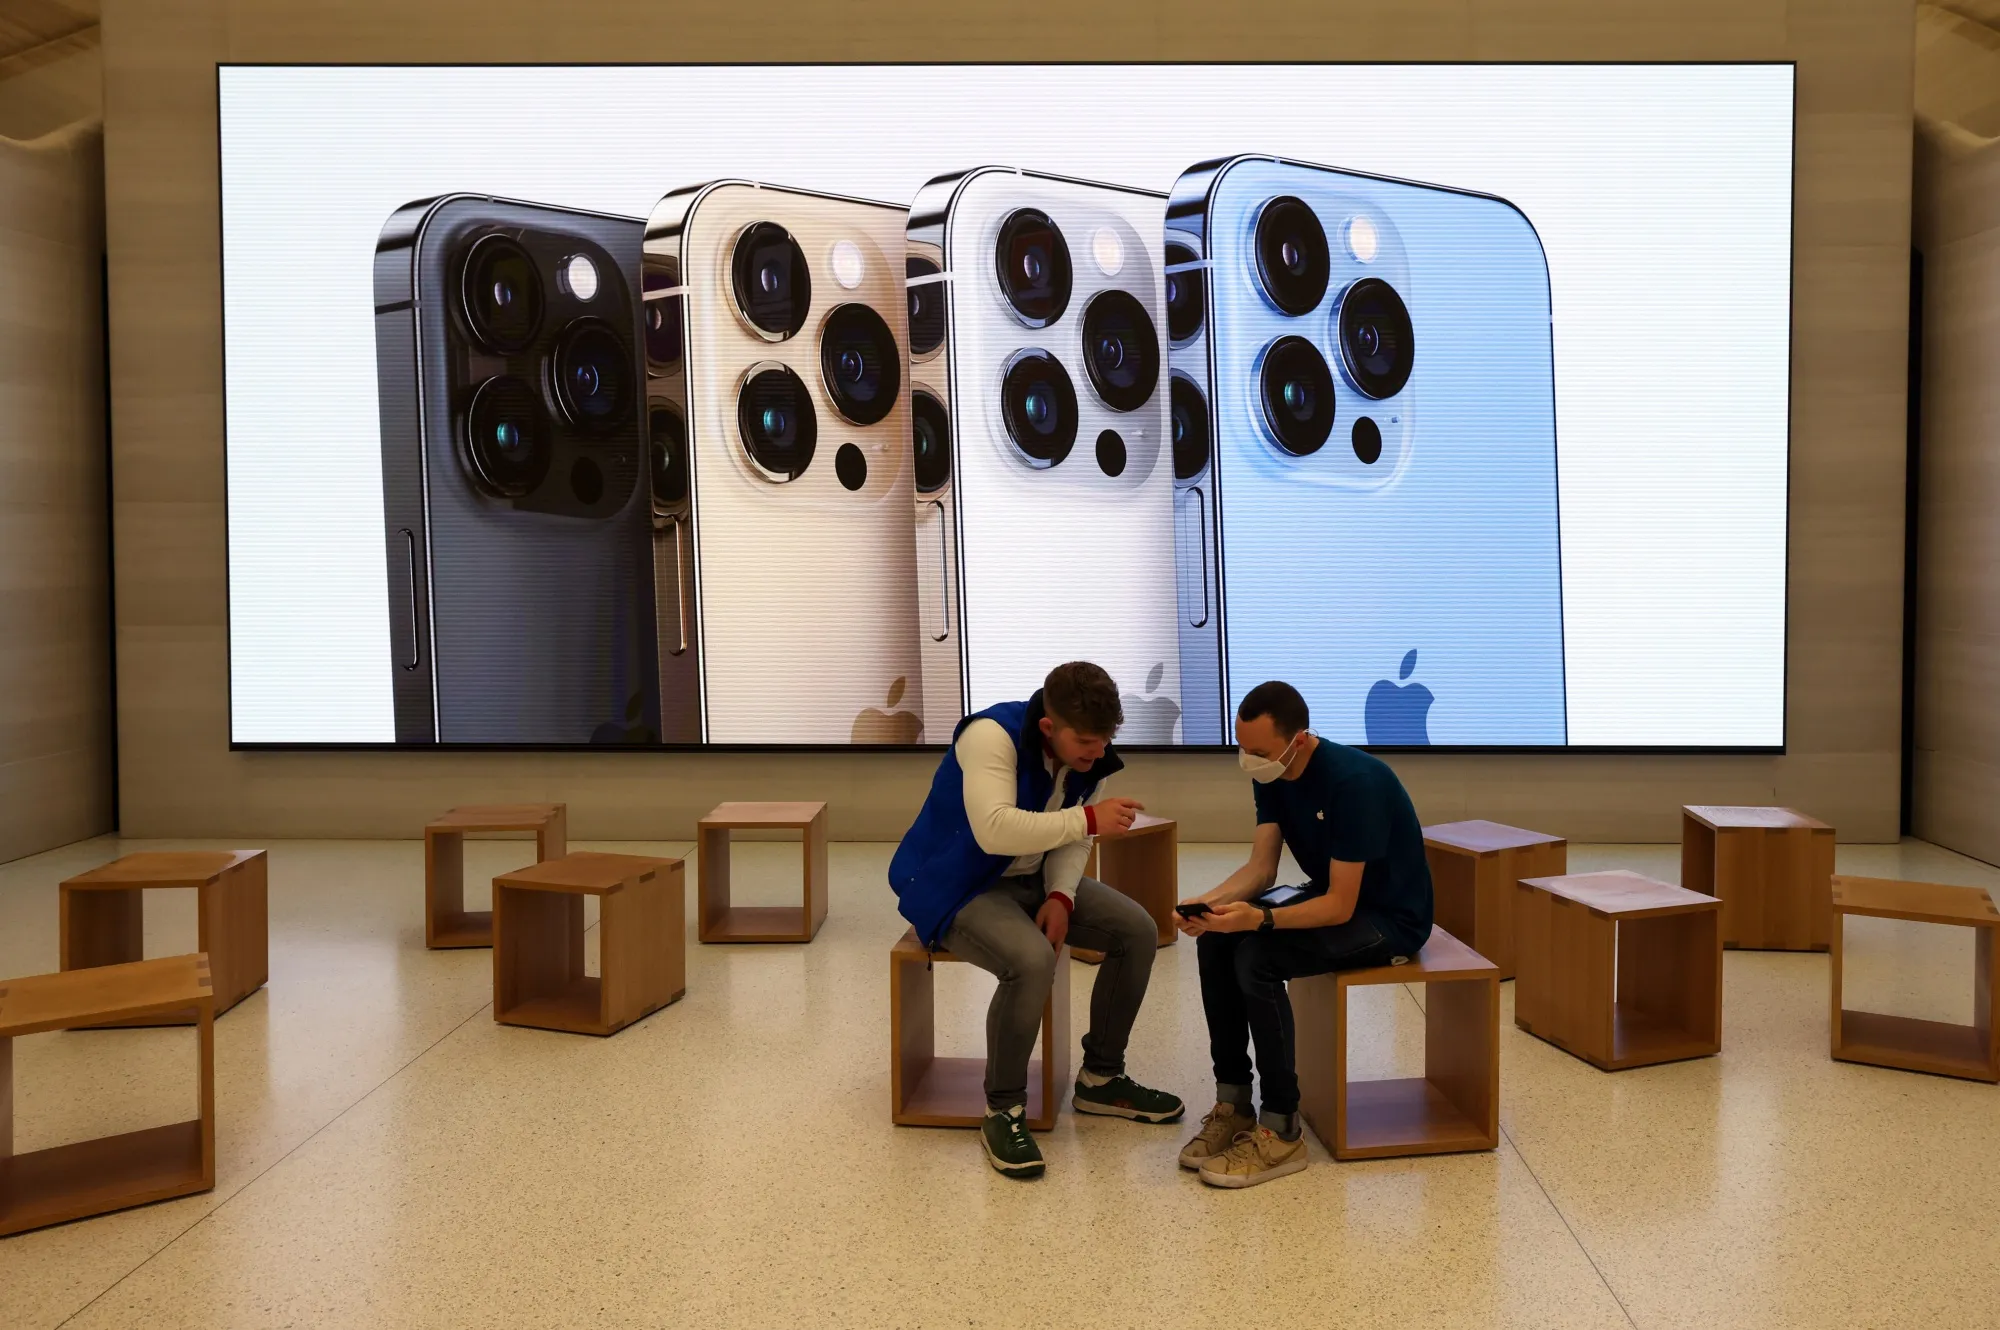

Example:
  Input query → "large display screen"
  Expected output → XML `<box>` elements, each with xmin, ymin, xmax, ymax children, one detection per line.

<box><xmin>218</xmin><ymin>64</ymin><xmax>1794</xmax><ymax>749</ymax></box>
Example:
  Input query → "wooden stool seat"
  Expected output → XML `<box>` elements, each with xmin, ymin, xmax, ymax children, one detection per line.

<box><xmin>697</xmin><ymin>802</ymin><xmax>828</xmax><ymax>943</ymax></box>
<box><xmin>1293</xmin><ymin>926</ymin><xmax>1499</xmax><ymax>1160</ymax></box>
<box><xmin>1830</xmin><ymin>876</ymin><xmax>1999</xmax><ymax>1082</ymax></box>
<box><xmin>890</xmin><ymin>928</ymin><xmax>1069</xmax><ymax>1131</ymax></box>
<box><xmin>1075</xmin><ymin>813</ymin><xmax>1178</xmax><ymax>965</ymax></box>
<box><xmin>0</xmin><ymin>954</ymin><xmax>216</xmax><ymax>1237</ymax></box>
<box><xmin>492</xmin><ymin>852</ymin><xmax>684</xmax><ymax>1037</ymax></box>
<box><xmin>1682</xmin><ymin>805</ymin><xmax>1834</xmax><ymax>951</ymax></box>
<box><xmin>60</xmin><ymin>850</ymin><xmax>267</xmax><ymax>1023</ymax></box>
<box><xmin>1515</xmin><ymin>870</ymin><xmax>1723</xmax><ymax>1070</ymax></box>
<box><xmin>1423</xmin><ymin>820</ymin><xmax>1567</xmax><ymax>980</ymax></box>
<box><xmin>424</xmin><ymin>804</ymin><xmax>566</xmax><ymax>949</ymax></box>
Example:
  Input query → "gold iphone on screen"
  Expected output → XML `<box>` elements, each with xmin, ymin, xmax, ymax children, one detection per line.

<box><xmin>644</xmin><ymin>182</ymin><xmax>923</xmax><ymax>745</ymax></box>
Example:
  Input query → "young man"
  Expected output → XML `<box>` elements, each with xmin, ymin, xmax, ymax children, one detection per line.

<box><xmin>1175</xmin><ymin>680</ymin><xmax>1433</xmax><ymax>1188</ymax></box>
<box><xmin>890</xmin><ymin>661</ymin><xmax>1185</xmax><ymax>1178</ymax></box>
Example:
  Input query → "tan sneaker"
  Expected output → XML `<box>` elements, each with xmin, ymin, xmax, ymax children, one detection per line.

<box><xmin>1198</xmin><ymin>1125</ymin><xmax>1309</xmax><ymax>1189</ymax></box>
<box><xmin>1178</xmin><ymin>1104</ymin><xmax>1252</xmax><ymax>1170</ymax></box>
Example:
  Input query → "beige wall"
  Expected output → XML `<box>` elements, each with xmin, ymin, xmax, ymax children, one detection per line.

<box><xmin>0</xmin><ymin>32</ymin><xmax>101</xmax><ymax>141</ymax></box>
<box><xmin>100</xmin><ymin>0</ymin><xmax>1915</xmax><ymax>844</ymax></box>
<box><xmin>0</xmin><ymin>110</ymin><xmax>114</xmax><ymax>862</ymax></box>
<box><xmin>1911</xmin><ymin>2</ymin><xmax>2000</xmax><ymax>864</ymax></box>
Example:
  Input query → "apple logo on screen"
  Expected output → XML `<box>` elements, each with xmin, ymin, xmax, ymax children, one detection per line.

<box><xmin>852</xmin><ymin>676</ymin><xmax>924</xmax><ymax>744</ymax></box>
<box><xmin>1364</xmin><ymin>650</ymin><xmax>1433</xmax><ymax>745</ymax></box>
<box><xmin>590</xmin><ymin>691</ymin><xmax>658</xmax><ymax>745</ymax></box>
<box><xmin>1119</xmin><ymin>662</ymin><xmax>1182</xmax><ymax>744</ymax></box>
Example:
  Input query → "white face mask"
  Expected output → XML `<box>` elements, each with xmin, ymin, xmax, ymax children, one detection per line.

<box><xmin>1239</xmin><ymin>731</ymin><xmax>1305</xmax><ymax>784</ymax></box>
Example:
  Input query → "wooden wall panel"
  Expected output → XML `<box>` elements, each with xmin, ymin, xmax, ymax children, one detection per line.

<box><xmin>0</xmin><ymin>114</ymin><xmax>114</xmax><ymax>863</ymax></box>
<box><xmin>1911</xmin><ymin>3</ymin><xmax>2000</xmax><ymax>865</ymax></box>
<box><xmin>99</xmin><ymin>0</ymin><xmax>1915</xmax><ymax>845</ymax></box>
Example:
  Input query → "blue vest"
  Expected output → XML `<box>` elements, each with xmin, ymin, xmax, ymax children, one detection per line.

<box><xmin>889</xmin><ymin>689</ymin><xmax>1124</xmax><ymax>947</ymax></box>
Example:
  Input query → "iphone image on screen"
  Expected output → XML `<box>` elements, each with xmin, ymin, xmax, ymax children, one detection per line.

<box><xmin>644</xmin><ymin>181</ymin><xmax>923</xmax><ymax>745</ymax></box>
<box><xmin>1168</xmin><ymin>155</ymin><xmax>1567</xmax><ymax>746</ymax></box>
<box><xmin>908</xmin><ymin>167</ymin><xmax>1182</xmax><ymax>742</ymax></box>
<box><xmin>374</xmin><ymin>194</ymin><xmax>661</xmax><ymax>745</ymax></box>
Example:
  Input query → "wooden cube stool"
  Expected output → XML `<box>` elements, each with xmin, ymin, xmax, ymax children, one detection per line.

<box><xmin>1515</xmin><ymin>870</ymin><xmax>1722</xmax><ymax>1070</ymax></box>
<box><xmin>697</xmin><ymin>802</ymin><xmax>828</xmax><ymax>943</ymax></box>
<box><xmin>1423</xmin><ymin>820</ymin><xmax>1567</xmax><ymax>981</ymax></box>
<box><xmin>1292</xmin><ymin>926</ymin><xmax>1499</xmax><ymax>1160</ymax></box>
<box><xmin>60</xmin><ymin>851</ymin><xmax>267</xmax><ymax>1023</ymax></box>
<box><xmin>1830</xmin><ymin>876</ymin><xmax>1999</xmax><ymax>1082</ymax></box>
<box><xmin>890</xmin><ymin>928</ymin><xmax>1069</xmax><ymax>1131</ymax></box>
<box><xmin>1</xmin><ymin>954</ymin><xmax>216</xmax><ymax>1237</ymax></box>
<box><xmin>492</xmin><ymin>852</ymin><xmax>683</xmax><ymax>1037</ymax></box>
<box><xmin>424</xmin><ymin>804</ymin><xmax>567</xmax><ymax>949</ymax></box>
<box><xmin>1682</xmin><ymin>806</ymin><xmax>1834</xmax><ymax>950</ymax></box>
<box><xmin>1075</xmin><ymin>813</ymin><xmax>1179</xmax><ymax>965</ymax></box>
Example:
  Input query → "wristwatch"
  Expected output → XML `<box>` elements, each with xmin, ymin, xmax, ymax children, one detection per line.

<box><xmin>1259</xmin><ymin>906</ymin><xmax>1276</xmax><ymax>932</ymax></box>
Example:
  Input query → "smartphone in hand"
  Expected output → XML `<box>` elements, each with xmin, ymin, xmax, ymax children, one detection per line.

<box><xmin>1174</xmin><ymin>901</ymin><xmax>1214</xmax><ymax>919</ymax></box>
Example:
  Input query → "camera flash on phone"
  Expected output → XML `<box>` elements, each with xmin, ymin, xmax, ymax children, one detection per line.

<box><xmin>1345</xmin><ymin>216</ymin><xmax>1380</xmax><ymax>264</ymax></box>
<box><xmin>1091</xmin><ymin>226</ymin><xmax>1125</xmax><ymax>277</ymax></box>
<box><xmin>560</xmin><ymin>254</ymin><xmax>600</xmax><ymax>301</ymax></box>
<box><xmin>831</xmin><ymin>240</ymin><xmax>865</xmax><ymax>290</ymax></box>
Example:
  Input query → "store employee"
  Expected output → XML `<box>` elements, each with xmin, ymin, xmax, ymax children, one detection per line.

<box><xmin>1174</xmin><ymin>679</ymin><xmax>1433</xmax><ymax>1189</ymax></box>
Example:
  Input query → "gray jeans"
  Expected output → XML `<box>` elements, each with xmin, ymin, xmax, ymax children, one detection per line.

<box><xmin>941</xmin><ymin>874</ymin><xmax>1158</xmax><ymax>1111</ymax></box>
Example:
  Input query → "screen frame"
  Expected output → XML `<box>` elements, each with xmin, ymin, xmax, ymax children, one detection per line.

<box><xmin>214</xmin><ymin>59</ymin><xmax>1797</xmax><ymax>756</ymax></box>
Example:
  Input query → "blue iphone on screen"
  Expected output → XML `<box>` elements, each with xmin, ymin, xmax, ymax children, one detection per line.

<box><xmin>1165</xmin><ymin>156</ymin><xmax>1567</xmax><ymax>746</ymax></box>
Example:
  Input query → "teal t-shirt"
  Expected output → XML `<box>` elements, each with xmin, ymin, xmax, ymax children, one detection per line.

<box><xmin>1251</xmin><ymin>739</ymin><xmax>1434</xmax><ymax>953</ymax></box>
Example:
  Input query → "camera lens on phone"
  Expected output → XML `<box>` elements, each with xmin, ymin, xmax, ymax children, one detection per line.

<box><xmin>1170</xmin><ymin>373</ymin><xmax>1210</xmax><ymax>481</ymax></box>
<box><xmin>1000</xmin><ymin>350</ymin><xmax>1078</xmax><ymax>467</ymax></box>
<box><xmin>819</xmin><ymin>302</ymin><xmax>901</xmax><ymax>427</ymax></box>
<box><xmin>460</xmin><ymin>234</ymin><xmax>543</xmax><ymax>354</ymax></box>
<box><xmin>465</xmin><ymin>375</ymin><xmax>550</xmax><ymax>497</ymax></box>
<box><xmin>642</xmin><ymin>265</ymin><xmax>683</xmax><ymax>368</ymax></box>
<box><xmin>995</xmin><ymin>209</ymin><xmax>1072</xmax><ymax>328</ymax></box>
<box><xmin>1164</xmin><ymin>242</ymin><xmax>1204</xmax><ymax>345</ymax></box>
<box><xmin>731</xmin><ymin>221</ymin><xmax>811</xmax><ymax>339</ymax></box>
<box><xmin>552</xmin><ymin>319</ymin><xmax>634</xmax><ymax>432</ymax></box>
<box><xmin>1080</xmin><ymin>289</ymin><xmax>1159</xmax><ymax>413</ymax></box>
<box><xmin>1258</xmin><ymin>335</ymin><xmax>1336</xmax><ymax>456</ymax></box>
<box><xmin>650</xmin><ymin>406</ymin><xmax>689</xmax><ymax>506</ymax></box>
<box><xmin>1095</xmin><ymin>429</ymin><xmax>1127</xmax><ymax>478</ymax></box>
<box><xmin>907</xmin><ymin>256</ymin><xmax>945</xmax><ymax>358</ymax></box>
<box><xmin>911</xmin><ymin>389</ymin><xmax>951</xmax><ymax>494</ymax></box>
<box><xmin>1335</xmin><ymin>277</ymin><xmax>1415</xmax><ymax>400</ymax></box>
<box><xmin>1253</xmin><ymin>196</ymin><xmax>1330</xmax><ymax>317</ymax></box>
<box><xmin>1351</xmin><ymin>415</ymin><xmax>1383</xmax><ymax>465</ymax></box>
<box><xmin>737</xmin><ymin>364</ymin><xmax>818</xmax><ymax>480</ymax></box>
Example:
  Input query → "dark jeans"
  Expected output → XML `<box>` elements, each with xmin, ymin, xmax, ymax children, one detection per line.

<box><xmin>1197</xmin><ymin>911</ymin><xmax>1404</xmax><ymax>1116</ymax></box>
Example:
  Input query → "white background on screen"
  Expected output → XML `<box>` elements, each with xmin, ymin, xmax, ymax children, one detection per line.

<box><xmin>218</xmin><ymin>64</ymin><xmax>1791</xmax><ymax>746</ymax></box>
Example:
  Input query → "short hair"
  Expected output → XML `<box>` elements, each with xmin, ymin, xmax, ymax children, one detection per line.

<box><xmin>1043</xmin><ymin>661</ymin><xmax>1123</xmax><ymax>737</ymax></box>
<box><xmin>1237</xmin><ymin>680</ymin><xmax>1309</xmax><ymax>738</ymax></box>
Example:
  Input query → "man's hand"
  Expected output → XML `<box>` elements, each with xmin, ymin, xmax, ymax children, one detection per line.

<box><xmin>1092</xmin><ymin>796</ymin><xmax>1146</xmax><ymax>836</ymax></box>
<box><xmin>1035</xmin><ymin>896</ymin><xmax>1071</xmax><ymax>951</ymax></box>
<box><xmin>1175</xmin><ymin>892</ymin><xmax>1220</xmax><ymax>936</ymax></box>
<box><xmin>1201</xmin><ymin>900</ymin><xmax>1264</xmax><ymax>934</ymax></box>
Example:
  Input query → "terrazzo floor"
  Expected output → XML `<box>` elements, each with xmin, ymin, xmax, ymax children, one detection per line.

<box><xmin>2</xmin><ymin>833</ymin><xmax>1998</xmax><ymax>1329</ymax></box>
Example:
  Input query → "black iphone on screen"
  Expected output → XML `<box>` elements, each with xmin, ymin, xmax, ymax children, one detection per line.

<box><xmin>375</xmin><ymin>194</ymin><xmax>661</xmax><ymax>744</ymax></box>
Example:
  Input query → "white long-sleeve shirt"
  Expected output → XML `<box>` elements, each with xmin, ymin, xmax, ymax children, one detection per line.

<box><xmin>955</xmin><ymin>717</ymin><xmax>1102</xmax><ymax>901</ymax></box>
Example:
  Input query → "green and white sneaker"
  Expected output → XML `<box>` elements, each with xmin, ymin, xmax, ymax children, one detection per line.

<box><xmin>980</xmin><ymin>1105</ymin><xmax>1044</xmax><ymax>1178</ymax></box>
<box><xmin>1071</xmin><ymin>1074</ymin><xmax>1185</xmax><ymax>1124</ymax></box>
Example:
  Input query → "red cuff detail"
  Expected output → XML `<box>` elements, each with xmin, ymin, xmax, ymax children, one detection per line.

<box><xmin>1084</xmin><ymin>805</ymin><xmax>1098</xmax><ymax>835</ymax></box>
<box><xmin>1046</xmin><ymin>891</ymin><xmax>1075</xmax><ymax>916</ymax></box>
